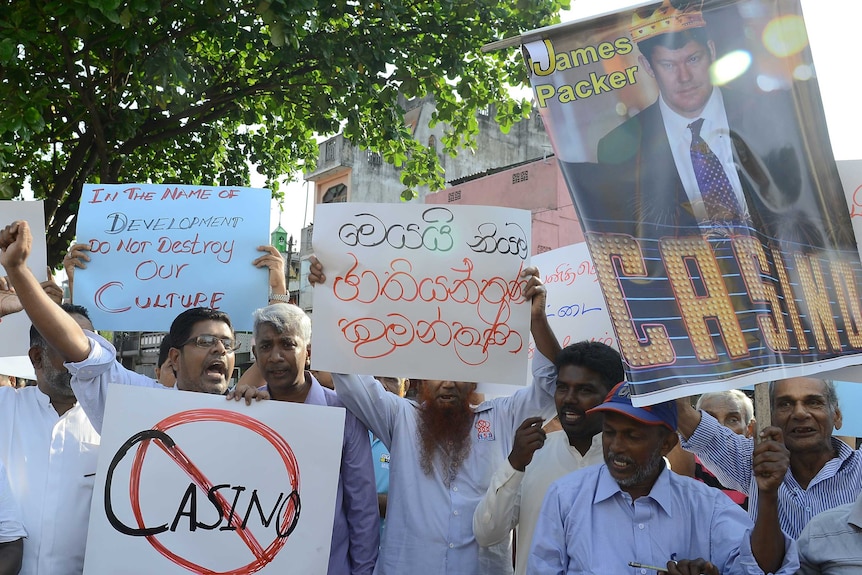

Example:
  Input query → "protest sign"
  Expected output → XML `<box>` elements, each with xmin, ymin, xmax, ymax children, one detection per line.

<box><xmin>531</xmin><ymin>242</ymin><xmax>615</xmax><ymax>354</ymax></box>
<box><xmin>311</xmin><ymin>203</ymin><xmax>532</xmax><ymax>385</ymax></box>
<box><xmin>518</xmin><ymin>0</ymin><xmax>862</xmax><ymax>403</ymax></box>
<box><xmin>471</xmin><ymin>242</ymin><xmax>618</xmax><ymax>397</ymax></box>
<box><xmin>75</xmin><ymin>184</ymin><xmax>270</xmax><ymax>331</ymax></box>
<box><xmin>84</xmin><ymin>385</ymin><xmax>344</xmax><ymax>574</ymax></box>
<box><xmin>0</xmin><ymin>201</ymin><xmax>47</xmax><ymax>379</ymax></box>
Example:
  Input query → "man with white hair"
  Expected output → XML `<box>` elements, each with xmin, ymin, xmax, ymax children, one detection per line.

<box><xmin>243</xmin><ymin>303</ymin><xmax>379</xmax><ymax>574</ymax></box>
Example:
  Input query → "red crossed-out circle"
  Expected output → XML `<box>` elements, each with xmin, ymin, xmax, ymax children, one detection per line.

<box><xmin>128</xmin><ymin>409</ymin><xmax>300</xmax><ymax>575</ymax></box>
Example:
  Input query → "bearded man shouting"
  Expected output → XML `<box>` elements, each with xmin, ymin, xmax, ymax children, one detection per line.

<box><xmin>307</xmin><ymin>257</ymin><xmax>560</xmax><ymax>575</ymax></box>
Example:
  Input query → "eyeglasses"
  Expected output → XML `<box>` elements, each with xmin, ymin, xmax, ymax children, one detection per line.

<box><xmin>178</xmin><ymin>335</ymin><xmax>240</xmax><ymax>352</ymax></box>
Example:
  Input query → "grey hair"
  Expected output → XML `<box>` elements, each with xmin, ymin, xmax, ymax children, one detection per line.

<box><xmin>696</xmin><ymin>389</ymin><xmax>754</xmax><ymax>424</ymax></box>
<box><xmin>252</xmin><ymin>303</ymin><xmax>311</xmax><ymax>341</ymax></box>
<box><xmin>768</xmin><ymin>378</ymin><xmax>839</xmax><ymax>414</ymax></box>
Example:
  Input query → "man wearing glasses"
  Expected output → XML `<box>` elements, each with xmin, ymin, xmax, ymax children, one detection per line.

<box><xmin>0</xmin><ymin>220</ymin><xmax>266</xmax><ymax>435</ymax></box>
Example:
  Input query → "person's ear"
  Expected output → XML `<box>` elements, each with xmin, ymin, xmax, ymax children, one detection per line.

<box><xmin>834</xmin><ymin>407</ymin><xmax>843</xmax><ymax>431</ymax></box>
<box><xmin>745</xmin><ymin>418</ymin><xmax>756</xmax><ymax>439</ymax></box>
<box><xmin>707</xmin><ymin>39</ymin><xmax>716</xmax><ymax>62</ymax></box>
<box><xmin>305</xmin><ymin>344</ymin><xmax>311</xmax><ymax>369</ymax></box>
<box><xmin>660</xmin><ymin>428</ymin><xmax>679</xmax><ymax>456</ymax></box>
<box><xmin>28</xmin><ymin>346</ymin><xmax>42</xmax><ymax>370</ymax></box>
<box><xmin>168</xmin><ymin>348</ymin><xmax>181</xmax><ymax>372</ymax></box>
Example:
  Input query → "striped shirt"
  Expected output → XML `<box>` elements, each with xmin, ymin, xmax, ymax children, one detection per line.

<box><xmin>680</xmin><ymin>411</ymin><xmax>862</xmax><ymax>539</ymax></box>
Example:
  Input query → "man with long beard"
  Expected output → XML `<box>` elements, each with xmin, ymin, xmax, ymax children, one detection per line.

<box><xmin>528</xmin><ymin>382</ymin><xmax>799</xmax><ymax>575</ymax></box>
<box><xmin>308</xmin><ymin>257</ymin><xmax>560</xmax><ymax>575</ymax></box>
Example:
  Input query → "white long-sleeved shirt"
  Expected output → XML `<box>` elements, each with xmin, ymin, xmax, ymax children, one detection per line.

<box><xmin>0</xmin><ymin>459</ymin><xmax>25</xmax><ymax>543</ymax></box>
<box><xmin>473</xmin><ymin>431</ymin><xmax>602</xmax><ymax>575</ymax></box>
<box><xmin>0</xmin><ymin>385</ymin><xmax>100</xmax><ymax>575</ymax></box>
<box><xmin>332</xmin><ymin>350</ymin><xmax>557</xmax><ymax>575</ymax></box>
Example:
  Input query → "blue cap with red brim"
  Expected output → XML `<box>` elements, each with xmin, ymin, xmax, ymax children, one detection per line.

<box><xmin>586</xmin><ymin>381</ymin><xmax>677</xmax><ymax>432</ymax></box>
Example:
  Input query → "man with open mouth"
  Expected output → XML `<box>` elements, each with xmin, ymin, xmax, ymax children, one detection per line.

<box><xmin>528</xmin><ymin>381</ymin><xmax>798</xmax><ymax>575</ymax></box>
<box><xmin>677</xmin><ymin>377</ymin><xmax>862</xmax><ymax>539</ymax></box>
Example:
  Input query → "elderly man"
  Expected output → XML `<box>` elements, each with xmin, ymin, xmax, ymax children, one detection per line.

<box><xmin>677</xmin><ymin>377</ymin><xmax>862</xmax><ymax>538</ymax></box>
<box><xmin>472</xmin><ymin>341</ymin><xmax>623</xmax><ymax>575</ymax></box>
<box><xmin>308</xmin><ymin>257</ymin><xmax>560</xmax><ymax>575</ymax></box>
<box><xmin>528</xmin><ymin>382</ymin><xmax>798</xmax><ymax>575</ymax></box>
<box><xmin>669</xmin><ymin>390</ymin><xmax>753</xmax><ymax>508</ymax></box>
<box><xmin>240</xmin><ymin>303</ymin><xmax>379</xmax><ymax>574</ymax></box>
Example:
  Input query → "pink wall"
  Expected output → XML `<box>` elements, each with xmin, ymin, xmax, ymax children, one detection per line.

<box><xmin>426</xmin><ymin>156</ymin><xmax>585</xmax><ymax>255</ymax></box>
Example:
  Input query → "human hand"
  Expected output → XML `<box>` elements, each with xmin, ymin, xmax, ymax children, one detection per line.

<box><xmin>666</xmin><ymin>558</ymin><xmax>719</xmax><ymax>575</ymax></box>
<box><xmin>226</xmin><ymin>383</ymin><xmax>270</xmax><ymax>405</ymax></box>
<box><xmin>521</xmin><ymin>266</ymin><xmax>546</xmax><ymax>319</ymax></box>
<box><xmin>253</xmin><ymin>245</ymin><xmax>287</xmax><ymax>296</ymax></box>
<box><xmin>0</xmin><ymin>277</ymin><xmax>22</xmax><ymax>317</ymax></box>
<box><xmin>0</xmin><ymin>221</ymin><xmax>32</xmax><ymax>271</ymax></box>
<box><xmin>63</xmin><ymin>243</ymin><xmax>91</xmax><ymax>282</ymax></box>
<box><xmin>508</xmin><ymin>416</ymin><xmax>547</xmax><ymax>471</ymax></box>
<box><xmin>40</xmin><ymin>274</ymin><xmax>63</xmax><ymax>305</ymax></box>
<box><xmin>753</xmin><ymin>427</ymin><xmax>789</xmax><ymax>494</ymax></box>
<box><xmin>308</xmin><ymin>255</ymin><xmax>325</xmax><ymax>286</ymax></box>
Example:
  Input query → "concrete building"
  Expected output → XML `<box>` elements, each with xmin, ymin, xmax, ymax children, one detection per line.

<box><xmin>426</xmin><ymin>155</ymin><xmax>583</xmax><ymax>256</ymax></box>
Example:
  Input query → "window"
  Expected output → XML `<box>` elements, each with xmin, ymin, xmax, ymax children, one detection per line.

<box><xmin>322</xmin><ymin>183</ymin><xmax>347</xmax><ymax>203</ymax></box>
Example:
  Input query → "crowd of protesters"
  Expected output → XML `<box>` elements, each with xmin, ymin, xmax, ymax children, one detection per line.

<box><xmin>0</xmin><ymin>219</ymin><xmax>858</xmax><ymax>574</ymax></box>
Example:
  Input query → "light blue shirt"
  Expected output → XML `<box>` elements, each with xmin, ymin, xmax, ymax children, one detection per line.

<box><xmin>528</xmin><ymin>464</ymin><xmax>799</xmax><ymax>575</ymax></box>
<box><xmin>332</xmin><ymin>351</ymin><xmax>557</xmax><ymax>575</ymax></box>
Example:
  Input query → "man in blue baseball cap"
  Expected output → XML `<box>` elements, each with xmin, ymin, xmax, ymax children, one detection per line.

<box><xmin>528</xmin><ymin>382</ymin><xmax>799</xmax><ymax>575</ymax></box>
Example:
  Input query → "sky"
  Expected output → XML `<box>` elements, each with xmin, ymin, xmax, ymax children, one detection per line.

<box><xmin>266</xmin><ymin>0</ymin><xmax>862</xmax><ymax>244</ymax></box>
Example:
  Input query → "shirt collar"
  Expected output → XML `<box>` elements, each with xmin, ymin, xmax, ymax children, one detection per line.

<box><xmin>303</xmin><ymin>373</ymin><xmax>326</xmax><ymax>405</ymax></box>
<box><xmin>594</xmin><ymin>462</ymin><xmax>675</xmax><ymax>517</ymax></box>
<box><xmin>569</xmin><ymin>432</ymin><xmax>604</xmax><ymax>458</ymax></box>
<box><xmin>833</xmin><ymin>436</ymin><xmax>855</xmax><ymax>461</ymax></box>
<box><xmin>658</xmin><ymin>85</ymin><xmax>723</xmax><ymax>137</ymax></box>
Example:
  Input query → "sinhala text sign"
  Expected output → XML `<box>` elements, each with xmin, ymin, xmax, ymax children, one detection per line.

<box><xmin>311</xmin><ymin>203</ymin><xmax>532</xmax><ymax>386</ymax></box>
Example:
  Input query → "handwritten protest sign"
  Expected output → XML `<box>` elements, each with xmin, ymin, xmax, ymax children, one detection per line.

<box><xmin>519</xmin><ymin>0</ymin><xmax>862</xmax><ymax>404</ymax></box>
<box><xmin>472</xmin><ymin>243</ymin><xmax>618</xmax><ymax>397</ymax></box>
<box><xmin>0</xmin><ymin>201</ymin><xmax>47</xmax><ymax>379</ymax></box>
<box><xmin>532</xmin><ymin>242</ymin><xmax>615</xmax><ymax>354</ymax></box>
<box><xmin>311</xmin><ymin>203</ymin><xmax>532</xmax><ymax>385</ymax></box>
<box><xmin>84</xmin><ymin>385</ymin><xmax>344</xmax><ymax>574</ymax></box>
<box><xmin>75</xmin><ymin>184</ymin><xmax>270</xmax><ymax>331</ymax></box>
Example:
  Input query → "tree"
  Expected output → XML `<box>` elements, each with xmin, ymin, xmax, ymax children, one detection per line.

<box><xmin>0</xmin><ymin>0</ymin><xmax>567</xmax><ymax>266</ymax></box>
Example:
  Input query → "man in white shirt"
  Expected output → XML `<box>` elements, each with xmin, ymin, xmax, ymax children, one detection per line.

<box><xmin>0</xmin><ymin>460</ymin><xmax>26</xmax><ymax>575</ymax></box>
<box><xmin>473</xmin><ymin>341</ymin><xmax>623</xmax><ymax>575</ymax></box>
<box><xmin>0</xmin><ymin>302</ymin><xmax>100</xmax><ymax>575</ymax></box>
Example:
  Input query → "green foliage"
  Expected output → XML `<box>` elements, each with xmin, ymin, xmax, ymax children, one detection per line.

<box><xmin>0</xmin><ymin>0</ymin><xmax>567</xmax><ymax>265</ymax></box>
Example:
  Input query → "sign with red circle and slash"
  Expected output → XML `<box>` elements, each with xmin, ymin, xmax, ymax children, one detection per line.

<box><xmin>83</xmin><ymin>385</ymin><xmax>345</xmax><ymax>574</ymax></box>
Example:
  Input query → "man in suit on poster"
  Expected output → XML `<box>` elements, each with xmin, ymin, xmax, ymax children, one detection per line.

<box><xmin>590</xmin><ymin>0</ymin><xmax>851</xmax><ymax>249</ymax></box>
<box><xmin>558</xmin><ymin>0</ymin><xmax>859</xmax><ymax>386</ymax></box>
